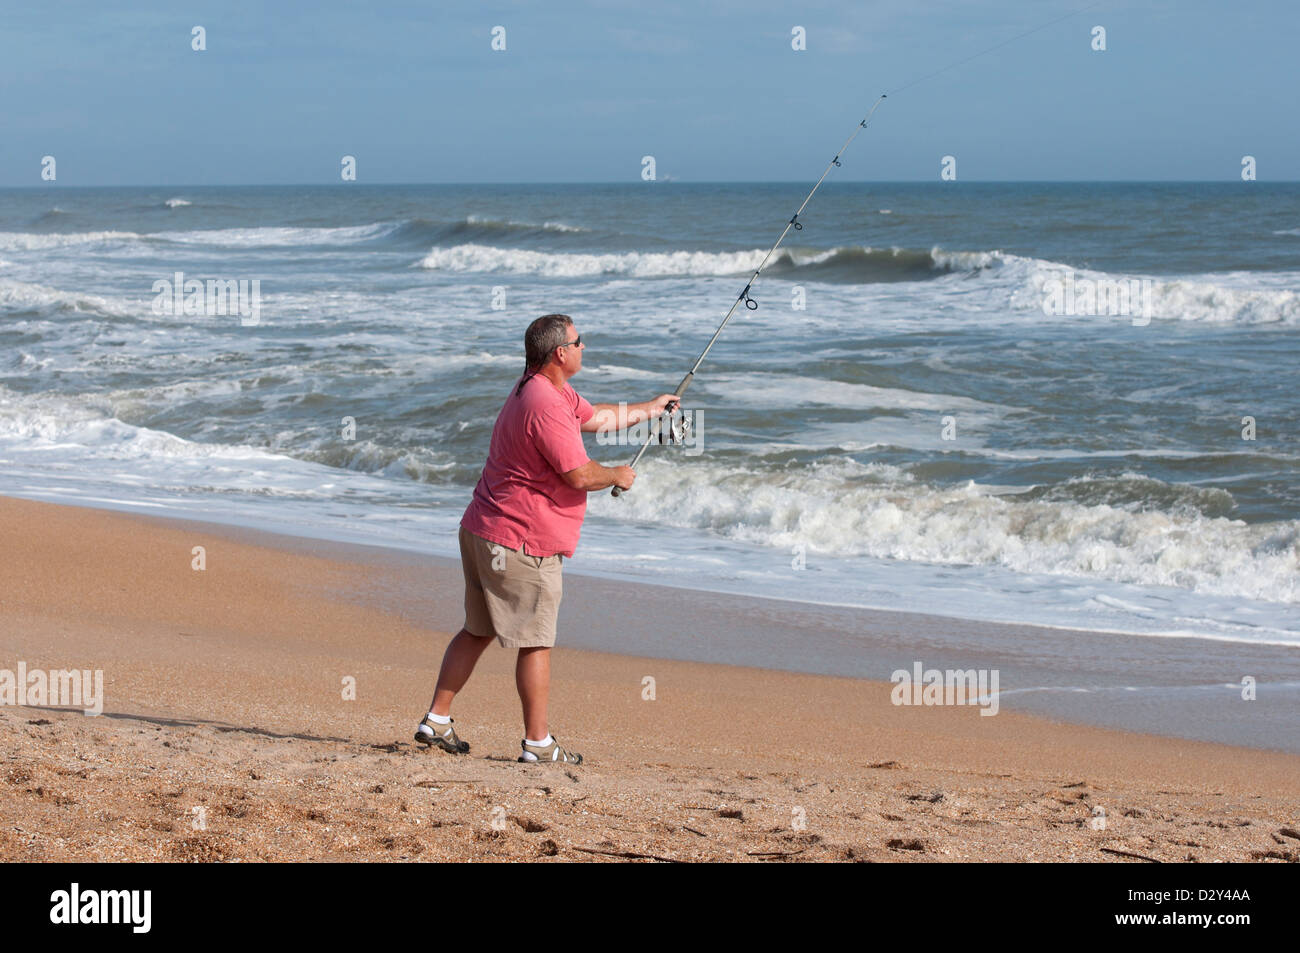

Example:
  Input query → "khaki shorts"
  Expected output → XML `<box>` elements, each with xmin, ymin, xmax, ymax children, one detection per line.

<box><xmin>459</xmin><ymin>527</ymin><xmax>563</xmax><ymax>649</ymax></box>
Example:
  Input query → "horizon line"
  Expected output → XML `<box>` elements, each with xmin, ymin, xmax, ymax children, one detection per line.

<box><xmin>1</xmin><ymin>179</ymin><xmax>1293</xmax><ymax>190</ymax></box>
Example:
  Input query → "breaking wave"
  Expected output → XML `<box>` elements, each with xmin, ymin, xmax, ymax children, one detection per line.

<box><xmin>594</xmin><ymin>458</ymin><xmax>1300</xmax><ymax>604</ymax></box>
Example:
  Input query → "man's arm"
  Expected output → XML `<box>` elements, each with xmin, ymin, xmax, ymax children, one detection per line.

<box><xmin>562</xmin><ymin>460</ymin><xmax>636</xmax><ymax>493</ymax></box>
<box><xmin>581</xmin><ymin>394</ymin><xmax>681</xmax><ymax>434</ymax></box>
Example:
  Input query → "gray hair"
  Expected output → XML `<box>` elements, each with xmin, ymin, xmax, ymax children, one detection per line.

<box><xmin>517</xmin><ymin>313</ymin><xmax>574</xmax><ymax>395</ymax></box>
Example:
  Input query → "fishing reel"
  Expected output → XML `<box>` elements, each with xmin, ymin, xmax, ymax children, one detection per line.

<box><xmin>657</xmin><ymin>401</ymin><xmax>692</xmax><ymax>446</ymax></box>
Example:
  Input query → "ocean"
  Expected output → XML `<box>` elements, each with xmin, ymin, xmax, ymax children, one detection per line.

<box><xmin>2</xmin><ymin>182</ymin><xmax>1297</xmax><ymax>647</ymax></box>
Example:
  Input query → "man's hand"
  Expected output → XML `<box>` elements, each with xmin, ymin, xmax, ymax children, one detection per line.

<box><xmin>613</xmin><ymin>466</ymin><xmax>636</xmax><ymax>492</ymax></box>
<box><xmin>647</xmin><ymin>393</ymin><xmax>683</xmax><ymax>418</ymax></box>
<box><xmin>583</xmin><ymin>394</ymin><xmax>687</xmax><ymax>434</ymax></box>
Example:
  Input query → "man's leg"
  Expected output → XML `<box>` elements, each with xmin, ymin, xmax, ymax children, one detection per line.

<box><xmin>428</xmin><ymin>627</ymin><xmax>493</xmax><ymax>715</ymax></box>
<box><xmin>516</xmin><ymin>646</ymin><xmax>550</xmax><ymax>741</ymax></box>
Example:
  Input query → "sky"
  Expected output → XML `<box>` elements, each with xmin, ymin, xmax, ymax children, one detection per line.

<box><xmin>2</xmin><ymin>0</ymin><xmax>1296</xmax><ymax>185</ymax></box>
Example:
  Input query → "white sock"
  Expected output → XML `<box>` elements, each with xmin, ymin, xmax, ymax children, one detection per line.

<box><xmin>427</xmin><ymin>712</ymin><xmax>451</xmax><ymax>725</ymax></box>
<box><xmin>525</xmin><ymin>734</ymin><xmax>552</xmax><ymax>747</ymax></box>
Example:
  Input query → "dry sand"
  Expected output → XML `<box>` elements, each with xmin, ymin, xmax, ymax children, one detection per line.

<box><xmin>1</xmin><ymin>496</ymin><xmax>1296</xmax><ymax>862</ymax></box>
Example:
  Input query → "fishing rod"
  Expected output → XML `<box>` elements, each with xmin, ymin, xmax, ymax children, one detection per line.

<box><xmin>604</xmin><ymin>7</ymin><xmax>1102</xmax><ymax>497</ymax></box>
<box><xmin>611</xmin><ymin>94</ymin><xmax>887</xmax><ymax>497</ymax></box>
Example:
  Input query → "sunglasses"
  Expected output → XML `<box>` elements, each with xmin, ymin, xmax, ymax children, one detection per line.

<box><xmin>558</xmin><ymin>334</ymin><xmax>583</xmax><ymax>350</ymax></box>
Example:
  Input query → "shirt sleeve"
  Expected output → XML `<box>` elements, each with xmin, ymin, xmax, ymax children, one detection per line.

<box><xmin>532</xmin><ymin>399</ymin><xmax>590</xmax><ymax>476</ymax></box>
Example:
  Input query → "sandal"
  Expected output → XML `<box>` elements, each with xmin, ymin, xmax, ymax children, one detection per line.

<box><xmin>518</xmin><ymin>736</ymin><xmax>583</xmax><ymax>764</ymax></box>
<box><xmin>414</xmin><ymin>715</ymin><xmax>470</xmax><ymax>754</ymax></box>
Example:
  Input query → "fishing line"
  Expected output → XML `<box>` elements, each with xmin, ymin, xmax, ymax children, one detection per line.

<box><xmin>888</xmin><ymin>0</ymin><xmax>1104</xmax><ymax>96</ymax></box>
<box><xmin>610</xmin><ymin>2</ymin><xmax>1103</xmax><ymax>497</ymax></box>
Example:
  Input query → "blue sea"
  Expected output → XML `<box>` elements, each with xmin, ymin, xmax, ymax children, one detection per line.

<box><xmin>1</xmin><ymin>182</ymin><xmax>1297</xmax><ymax>645</ymax></box>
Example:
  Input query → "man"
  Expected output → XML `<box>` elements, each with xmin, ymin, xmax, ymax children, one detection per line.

<box><xmin>414</xmin><ymin>313</ymin><xmax>680</xmax><ymax>764</ymax></box>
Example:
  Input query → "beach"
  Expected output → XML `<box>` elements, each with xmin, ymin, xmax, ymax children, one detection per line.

<box><xmin>2</xmin><ymin>495</ymin><xmax>1296</xmax><ymax>863</ymax></box>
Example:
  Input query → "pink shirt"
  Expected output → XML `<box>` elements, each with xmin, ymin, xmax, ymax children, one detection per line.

<box><xmin>461</xmin><ymin>374</ymin><xmax>595</xmax><ymax>558</ymax></box>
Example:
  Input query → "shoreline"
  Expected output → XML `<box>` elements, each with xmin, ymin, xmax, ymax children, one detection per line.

<box><xmin>2</xmin><ymin>486</ymin><xmax>1292</xmax><ymax>651</ymax></box>
<box><xmin>2</xmin><ymin>495</ymin><xmax>1298</xmax><ymax>862</ymax></box>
